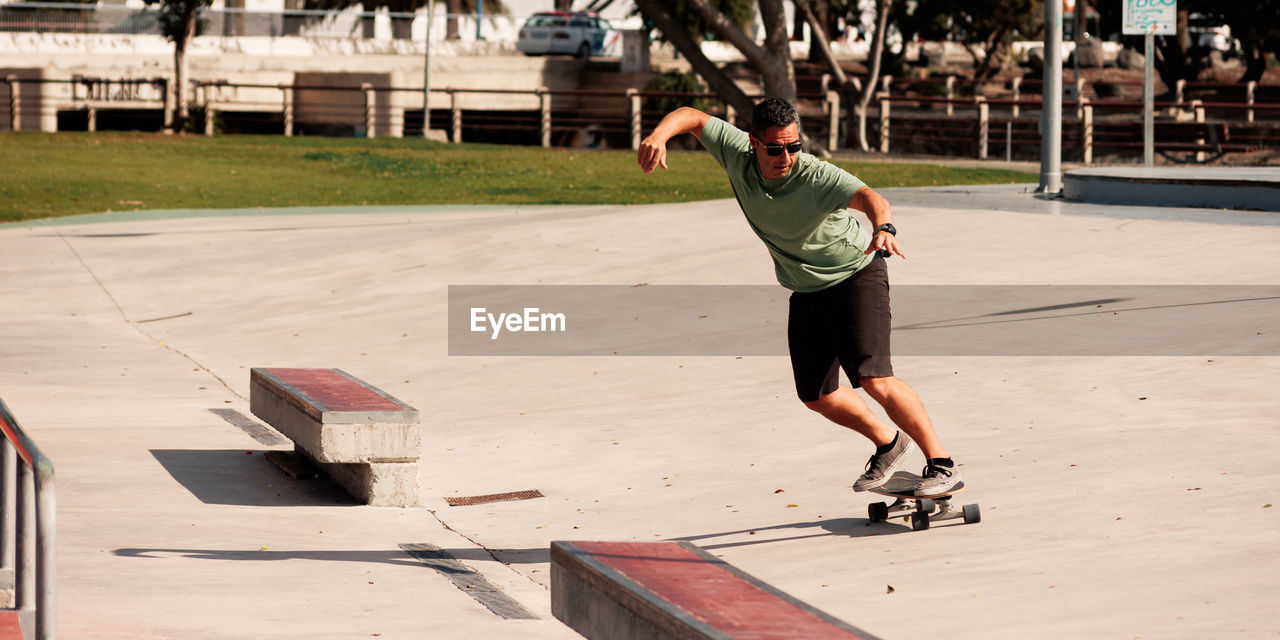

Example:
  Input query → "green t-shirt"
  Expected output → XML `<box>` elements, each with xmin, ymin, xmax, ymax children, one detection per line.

<box><xmin>699</xmin><ymin>116</ymin><xmax>873</xmax><ymax>293</ymax></box>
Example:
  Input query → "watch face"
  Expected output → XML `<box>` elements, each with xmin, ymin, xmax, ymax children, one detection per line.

<box><xmin>879</xmin><ymin>224</ymin><xmax>896</xmax><ymax>235</ymax></box>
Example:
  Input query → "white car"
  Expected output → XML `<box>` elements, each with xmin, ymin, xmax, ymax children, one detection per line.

<box><xmin>516</xmin><ymin>11</ymin><xmax>618</xmax><ymax>58</ymax></box>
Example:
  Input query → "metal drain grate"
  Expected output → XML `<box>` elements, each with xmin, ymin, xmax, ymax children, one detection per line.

<box><xmin>445</xmin><ymin>489</ymin><xmax>544</xmax><ymax>507</ymax></box>
<box><xmin>399</xmin><ymin>543</ymin><xmax>538</xmax><ymax>620</ymax></box>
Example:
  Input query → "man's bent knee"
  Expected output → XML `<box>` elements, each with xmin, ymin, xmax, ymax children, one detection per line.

<box><xmin>858</xmin><ymin>376</ymin><xmax>898</xmax><ymax>399</ymax></box>
<box><xmin>803</xmin><ymin>391</ymin><xmax>840</xmax><ymax>415</ymax></box>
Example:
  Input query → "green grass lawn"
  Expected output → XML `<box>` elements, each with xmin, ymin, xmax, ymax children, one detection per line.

<box><xmin>0</xmin><ymin>132</ymin><xmax>1036</xmax><ymax>222</ymax></box>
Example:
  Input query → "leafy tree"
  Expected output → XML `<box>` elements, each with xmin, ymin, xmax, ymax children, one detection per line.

<box><xmin>1173</xmin><ymin>1</ymin><xmax>1280</xmax><ymax>83</ymax></box>
<box><xmin>796</xmin><ymin>0</ymin><xmax>893</xmax><ymax>150</ymax></box>
<box><xmin>643</xmin><ymin>71</ymin><xmax>713</xmax><ymax>115</ymax></box>
<box><xmin>634</xmin><ymin>0</ymin><xmax>794</xmax><ymax>120</ymax></box>
<box><xmin>1217</xmin><ymin>0</ymin><xmax>1280</xmax><ymax>82</ymax></box>
<box><xmin>796</xmin><ymin>0</ymin><xmax>860</xmax><ymax>63</ymax></box>
<box><xmin>142</xmin><ymin>0</ymin><xmax>211</xmax><ymax>131</ymax></box>
<box><xmin>649</xmin><ymin>0</ymin><xmax>754</xmax><ymax>44</ymax></box>
<box><xmin>1099</xmin><ymin>0</ymin><xmax>1279</xmax><ymax>85</ymax></box>
<box><xmin>893</xmin><ymin>0</ymin><xmax>1042</xmax><ymax>81</ymax></box>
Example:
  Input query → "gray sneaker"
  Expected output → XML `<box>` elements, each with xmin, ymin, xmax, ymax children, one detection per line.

<box><xmin>853</xmin><ymin>435</ymin><xmax>913</xmax><ymax>491</ymax></box>
<box><xmin>914</xmin><ymin>460</ymin><xmax>962</xmax><ymax>496</ymax></box>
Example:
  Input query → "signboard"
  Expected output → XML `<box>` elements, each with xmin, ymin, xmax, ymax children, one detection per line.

<box><xmin>1123</xmin><ymin>0</ymin><xmax>1177</xmax><ymax>36</ymax></box>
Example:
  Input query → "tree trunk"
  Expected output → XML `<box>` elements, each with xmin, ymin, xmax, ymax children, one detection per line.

<box><xmin>796</xmin><ymin>0</ymin><xmax>846</xmax><ymax>86</ymax></box>
<box><xmin>798</xmin><ymin>0</ymin><xmax>890</xmax><ymax>151</ymax></box>
<box><xmin>684</xmin><ymin>0</ymin><xmax>796</xmax><ymax>103</ymax></box>
<box><xmin>445</xmin><ymin>0</ymin><xmax>460</xmax><ymax>40</ymax></box>
<box><xmin>1153</xmin><ymin>9</ymin><xmax>1202</xmax><ymax>91</ymax></box>
<box><xmin>806</xmin><ymin>0</ymin><xmax>828</xmax><ymax>63</ymax></box>
<box><xmin>796</xmin><ymin>0</ymin><xmax>853</xmax><ymax>148</ymax></box>
<box><xmin>755</xmin><ymin>0</ymin><xmax>796</xmax><ymax>102</ymax></box>
<box><xmin>173</xmin><ymin>7</ymin><xmax>198</xmax><ymax>132</ymax></box>
<box><xmin>973</xmin><ymin>28</ymin><xmax>1007</xmax><ymax>81</ymax></box>
<box><xmin>632</xmin><ymin>0</ymin><xmax>753</xmax><ymax>118</ymax></box>
<box><xmin>857</xmin><ymin>0</ymin><xmax>890</xmax><ymax>152</ymax></box>
<box><xmin>1239</xmin><ymin>46</ymin><xmax>1267</xmax><ymax>83</ymax></box>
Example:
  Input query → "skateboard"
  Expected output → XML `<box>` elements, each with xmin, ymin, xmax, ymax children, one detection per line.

<box><xmin>863</xmin><ymin>471</ymin><xmax>980</xmax><ymax>531</ymax></box>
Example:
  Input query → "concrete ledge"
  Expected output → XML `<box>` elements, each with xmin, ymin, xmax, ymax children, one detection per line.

<box><xmin>249</xmin><ymin>368</ymin><xmax>420</xmax><ymax>463</ymax></box>
<box><xmin>249</xmin><ymin>368</ymin><xmax>420</xmax><ymax>506</ymax></box>
<box><xmin>295</xmin><ymin>448</ymin><xmax>419</xmax><ymax>507</ymax></box>
<box><xmin>0</xmin><ymin>609</ymin><xmax>30</xmax><ymax>640</ymax></box>
<box><xmin>250</xmin><ymin>368</ymin><xmax>418</xmax><ymax>424</ymax></box>
<box><xmin>551</xmin><ymin>541</ymin><xmax>880</xmax><ymax>640</ymax></box>
<box><xmin>0</xmin><ymin>568</ymin><xmax>11</xmax><ymax>608</ymax></box>
<box><xmin>1063</xmin><ymin>167</ymin><xmax>1280</xmax><ymax>212</ymax></box>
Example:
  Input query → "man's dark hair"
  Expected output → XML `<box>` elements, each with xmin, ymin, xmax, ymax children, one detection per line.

<box><xmin>751</xmin><ymin>97</ymin><xmax>799</xmax><ymax>136</ymax></box>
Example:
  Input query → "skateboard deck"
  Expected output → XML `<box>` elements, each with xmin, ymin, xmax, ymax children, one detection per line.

<box><xmin>861</xmin><ymin>471</ymin><xmax>980</xmax><ymax>531</ymax></box>
<box><xmin>866</xmin><ymin>470</ymin><xmax>965</xmax><ymax>500</ymax></box>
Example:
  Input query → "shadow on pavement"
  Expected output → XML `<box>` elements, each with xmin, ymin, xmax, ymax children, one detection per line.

<box><xmin>674</xmin><ymin>517</ymin><xmax>914</xmax><ymax>551</ymax></box>
<box><xmin>150</xmin><ymin>448</ymin><xmax>357</xmax><ymax>507</ymax></box>
<box><xmin>112</xmin><ymin>546</ymin><xmax>549</xmax><ymax>567</ymax></box>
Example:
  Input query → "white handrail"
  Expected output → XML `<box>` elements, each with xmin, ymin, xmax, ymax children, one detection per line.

<box><xmin>0</xmin><ymin>398</ymin><xmax>56</xmax><ymax>640</ymax></box>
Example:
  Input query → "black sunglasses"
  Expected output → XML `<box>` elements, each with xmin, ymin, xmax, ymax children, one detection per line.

<box><xmin>761</xmin><ymin>141</ymin><xmax>803</xmax><ymax>156</ymax></box>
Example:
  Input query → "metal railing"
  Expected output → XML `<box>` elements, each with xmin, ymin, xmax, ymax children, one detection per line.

<box><xmin>875</xmin><ymin>92</ymin><xmax>1280</xmax><ymax>162</ymax></box>
<box><xmin>4</xmin><ymin>72</ymin><xmax>1277</xmax><ymax>162</ymax></box>
<box><xmin>192</xmin><ymin>81</ymin><xmax>843</xmax><ymax>150</ymax></box>
<box><xmin>0</xmin><ymin>398</ymin><xmax>56</xmax><ymax>640</ymax></box>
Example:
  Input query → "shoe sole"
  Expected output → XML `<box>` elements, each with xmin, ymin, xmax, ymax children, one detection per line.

<box><xmin>853</xmin><ymin>440</ymin><xmax>914</xmax><ymax>492</ymax></box>
<box><xmin>913</xmin><ymin>475</ymin><xmax>962</xmax><ymax>497</ymax></box>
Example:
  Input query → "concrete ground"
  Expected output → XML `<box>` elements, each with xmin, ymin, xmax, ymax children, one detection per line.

<box><xmin>1</xmin><ymin>184</ymin><xmax>1278</xmax><ymax>639</ymax></box>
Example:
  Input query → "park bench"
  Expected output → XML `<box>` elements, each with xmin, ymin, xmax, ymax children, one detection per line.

<box><xmin>1128</xmin><ymin>121</ymin><xmax>1258</xmax><ymax>162</ymax></box>
<box><xmin>551</xmin><ymin>541</ymin><xmax>880</xmax><ymax>640</ymax></box>
<box><xmin>249</xmin><ymin>368</ymin><xmax>420</xmax><ymax>507</ymax></box>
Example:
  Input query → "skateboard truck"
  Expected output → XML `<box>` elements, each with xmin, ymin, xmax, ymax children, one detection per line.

<box><xmin>868</xmin><ymin>495</ymin><xmax>981</xmax><ymax>531</ymax></box>
<box><xmin>863</xmin><ymin>471</ymin><xmax>981</xmax><ymax>531</ymax></box>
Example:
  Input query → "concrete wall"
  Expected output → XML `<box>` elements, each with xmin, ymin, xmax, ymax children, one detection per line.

<box><xmin>0</xmin><ymin>34</ymin><xmax>613</xmax><ymax>132</ymax></box>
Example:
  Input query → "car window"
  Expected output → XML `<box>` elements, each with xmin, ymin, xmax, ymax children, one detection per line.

<box><xmin>570</xmin><ymin>18</ymin><xmax>589</xmax><ymax>28</ymax></box>
<box><xmin>527</xmin><ymin>16</ymin><xmax>565</xmax><ymax>27</ymax></box>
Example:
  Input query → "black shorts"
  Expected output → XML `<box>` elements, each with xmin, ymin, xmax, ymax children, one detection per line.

<box><xmin>787</xmin><ymin>256</ymin><xmax>894</xmax><ymax>402</ymax></box>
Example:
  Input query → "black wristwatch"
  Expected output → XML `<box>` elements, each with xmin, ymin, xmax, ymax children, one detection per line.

<box><xmin>875</xmin><ymin>223</ymin><xmax>897</xmax><ymax>236</ymax></box>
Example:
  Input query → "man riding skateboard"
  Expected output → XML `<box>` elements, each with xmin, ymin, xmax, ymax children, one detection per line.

<box><xmin>637</xmin><ymin>98</ymin><xmax>961</xmax><ymax>496</ymax></box>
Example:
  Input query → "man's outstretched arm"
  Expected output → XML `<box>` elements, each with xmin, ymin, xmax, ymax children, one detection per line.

<box><xmin>637</xmin><ymin>107</ymin><xmax>711</xmax><ymax>174</ymax></box>
<box><xmin>852</xmin><ymin>186</ymin><xmax>906</xmax><ymax>259</ymax></box>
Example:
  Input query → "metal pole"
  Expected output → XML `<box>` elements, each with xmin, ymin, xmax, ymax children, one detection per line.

<box><xmin>423</xmin><ymin>0</ymin><xmax>432</xmax><ymax>138</ymax></box>
<box><xmin>1038</xmin><ymin>0</ymin><xmax>1063</xmax><ymax>194</ymax></box>
<box><xmin>1071</xmin><ymin>0</ymin><xmax>1083</xmax><ymax>97</ymax></box>
<box><xmin>976</xmin><ymin>97</ymin><xmax>988</xmax><ymax>160</ymax></box>
<box><xmin>539</xmin><ymin>87</ymin><xmax>552</xmax><ymax>148</ymax></box>
<box><xmin>628</xmin><ymin>88</ymin><xmax>641</xmax><ymax>150</ymax></box>
<box><xmin>826</xmin><ymin>90</ymin><xmax>839</xmax><ymax>151</ymax></box>
<box><xmin>362</xmin><ymin>83</ymin><xmax>376</xmax><ymax>138</ymax></box>
<box><xmin>36</xmin><ymin>473</ymin><xmax>55</xmax><ymax>640</ymax></box>
<box><xmin>879</xmin><ymin>94</ymin><xmax>890</xmax><ymax>154</ymax></box>
<box><xmin>1006</xmin><ymin>121</ymin><xmax>1012</xmax><ymax>163</ymax></box>
<box><xmin>17</xmin><ymin>463</ymin><xmax>33</xmax><ymax>612</ymax></box>
<box><xmin>1143</xmin><ymin>32</ymin><xmax>1154</xmax><ymax>168</ymax></box>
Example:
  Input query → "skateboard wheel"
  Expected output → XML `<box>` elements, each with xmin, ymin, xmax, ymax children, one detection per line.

<box><xmin>963</xmin><ymin>503</ymin><xmax>981</xmax><ymax>524</ymax></box>
<box><xmin>869</xmin><ymin>502</ymin><xmax>889</xmax><ymax>523</ymax></box>
<box><xmin>917</xmin><ymin>499</ymin><xmax>935</xmax><ymax>514</ymax></box>
<box><xmin>910</xmin><ymin>512</ymin><xmax>930</xmax><ymax>531</ymax></box>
